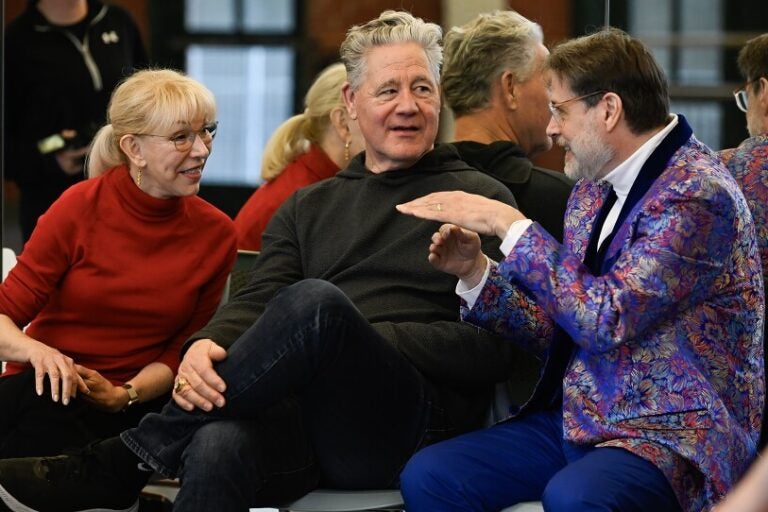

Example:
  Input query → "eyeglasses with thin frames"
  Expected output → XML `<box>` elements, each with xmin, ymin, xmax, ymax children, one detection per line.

<box><xmin>139</xmin><ymin>122</ymin><xmax>218</xmax><ymax>152</ymax></box>
<box><xmin>548</xmin><ymin>90</ymin><xmax>607</xmax><ymax>123</ymax></box>
<box><xmin>733</xmin><ymin>78</ymin><xmax>759</xmax><ymax>113</ymax></box>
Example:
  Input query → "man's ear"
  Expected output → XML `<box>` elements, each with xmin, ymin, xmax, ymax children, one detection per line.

<box><xmin>757</xmin><ymin>77</ymin><xmax>768</xmax><ymax>114</ymax></box>
<box><xmin>341</xmin><ymin>82</ymin><xmax>357</xmax><ymax>121</ymax></box>
<box><xmin>119</xmin><ymin>134</ymin><xmax>146</xmax><ymax>168</ymax></box>
<box><xmin>602</xmin><ymin>92</ymin><xmax>623</xmax><ymax>132</ymax></box>
<box><xmin>500</xmin><ymin>70</ymin><xmax>518</xmax><ymax>110</ymax></box>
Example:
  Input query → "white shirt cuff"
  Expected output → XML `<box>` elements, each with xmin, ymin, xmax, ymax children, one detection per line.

<box><xmin>456</xmin><ymin>220</ymin><xmax>532</xmax><ymax>309</ymax></box>
<box><xmin>500</xmin><ymin>219</ymin><xmax>533</xmax><ymax>256</ymax></box>
<box><xmin>456</xmin><ymin>256</ymin><xmax>492</xmax><ymax>310</ymax></box>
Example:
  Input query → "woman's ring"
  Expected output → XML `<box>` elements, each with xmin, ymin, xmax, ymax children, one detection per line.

<box><xmin>436</xmin><ymin>203</ymin><xmax>442</xmax><ymax>212</ymax></box>
<box><xmin>174</xmin><ymin>376</ymin><xmax>189</xmax><ymax>394</ymax></box>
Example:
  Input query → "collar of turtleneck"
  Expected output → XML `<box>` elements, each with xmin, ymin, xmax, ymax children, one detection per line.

<box><xmin>108</xmin><ymin>164</ymin><xmax>185</xmax><ymax>222</ymax></box>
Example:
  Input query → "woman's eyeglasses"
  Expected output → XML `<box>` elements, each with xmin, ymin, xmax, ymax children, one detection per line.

<box><xmin>139</xmin><ymin>122</ymin><xmax>218</xmax><ymax>152</ymax></box>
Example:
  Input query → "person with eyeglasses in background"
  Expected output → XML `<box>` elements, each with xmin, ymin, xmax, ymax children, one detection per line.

<box><xmin>397</xmin><ymin>28</ymin><xmax>762</xmax><ymax>512</ymax></box>
<box><xmin>718</xmin><ymin>33</ymin><xmax>768</xmax><ymax>453</ymax></box>
<box><xmin>0</xmin><ymin>69</ymin><xmax>236</xmax><ymax>461</ymax></box>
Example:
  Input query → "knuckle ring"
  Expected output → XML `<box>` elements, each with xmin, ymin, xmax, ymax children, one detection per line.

<box><xmin>174</xmin><ymin>376</ymin><xmax>188</xmax><ymax>394</ymax></box>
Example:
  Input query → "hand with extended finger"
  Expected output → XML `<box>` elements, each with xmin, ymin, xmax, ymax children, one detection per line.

<box><xmin>173</xmin><ymin>338</ymin><xmax>228</xmax><ymax>412</ymax></box>
<box><xmin>428</xmin><ymin>224</ymin><xmax>487</xmax><ymax>286</ymax></box>
<box><xmin>396</xmin><ymin>191</ymin><xmax>525</xmax><ymax>239</ymax></box>
<box><xmin>26</xmin><ymin>340</ymin><xmax>88</xmax><ymax>406</ymax></box>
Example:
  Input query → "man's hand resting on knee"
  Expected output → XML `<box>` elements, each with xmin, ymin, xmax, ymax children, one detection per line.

<box><xmin>173</xmin><ymin>339</ymin><xmax>228</xmax><ymax>412</ymax></box>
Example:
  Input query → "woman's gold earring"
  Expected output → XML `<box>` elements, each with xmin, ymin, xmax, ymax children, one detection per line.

<box><xmin>136</xmin><ymin>169</ymin><xmax>142</xmax><ymax>187</ymax></box>
<box><xmin>344</xmin><ymin>140</ymin><xmax>351</xmax><ymax>162</ymax></box>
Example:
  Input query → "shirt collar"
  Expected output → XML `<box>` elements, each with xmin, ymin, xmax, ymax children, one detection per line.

<box><xmin>602</xmin><ymin>114</ymin><xmax>679</xmax><ymax>201</ymax></box>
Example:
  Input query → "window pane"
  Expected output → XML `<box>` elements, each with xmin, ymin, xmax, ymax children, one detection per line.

<box><xmin>244</xmin><ymin>0</ymin><xmax>295</xmax><ymax>32</ymax></box>
<box><xmin>647</xmin><ymin>46</ymin><xmax>673</xmax><ymax>77</ymax></box>
<box><xmin>672</xmin><ymin>101</ymin><xmax>722</xmax><ymax>149</ymax></box>
<box><xmin>681</xmin><ymin>0</ymin><xmax>721</xmax><ymax>32</ymax></box>
<box><xmin>185</xmin><ymin>0</ymin><xmax>236</xmax><ymax>32</ymax></box>
<box><xmin>629</xmin><ymin>0</ymin><xmax>672</xmax><ymax>34</ymax></box>
<box><xmin>679</xmin><ymin>0</ymin><xmax>722</xmax><ymax>85</ymax></box>
<box><xmin>679</xmin><ymin>48</ymin><xmax>722</xmax><ymax>85</ymax></box>
<box><xmin>629</xmin><ymin>1</ymin><xmax>674</xmax><ymax>79</ymax></box>
<box><xmin>629</xmin><ymin>0</ymin><xmax>725</xmax><ymax>150</ymax></box>
<box><xmin>186</xmin><ymin>45</ymin><xmax>295</xmax><ymax>186</ymax></box>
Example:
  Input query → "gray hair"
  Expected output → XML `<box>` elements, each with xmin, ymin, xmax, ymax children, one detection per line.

<box><xmin>442</xmin><ymin>10</ymin><xmax>544</xmax><ymax>117</ymax></box>
<box><xmin>339</xmin><ymin>10</ymin><xmax>443</xmax><ymax>91</ymax></box>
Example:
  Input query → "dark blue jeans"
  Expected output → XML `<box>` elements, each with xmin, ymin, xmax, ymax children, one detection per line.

<box><xmin>122</xmin><ymin>279</ymin><xmax>452</xmax><ymax>510</ymax></box>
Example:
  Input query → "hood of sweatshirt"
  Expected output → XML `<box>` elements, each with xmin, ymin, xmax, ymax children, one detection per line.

<box><xmin>336</xmin><ymin>144</ymin><xmax>478</xmax><ymax>185</ymax></box>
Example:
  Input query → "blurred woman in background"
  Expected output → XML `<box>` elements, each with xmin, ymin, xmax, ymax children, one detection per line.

<box><xmin>234</xmin><ymin>62</ymin><xmax>364</xmax><ymax>250</ymax></box>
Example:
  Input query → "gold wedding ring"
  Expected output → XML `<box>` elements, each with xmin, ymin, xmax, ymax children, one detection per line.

<box><xmin>174</xmin><ymin>376</ymin><xmax>188</xmax><ymax>394</ymax></box>
<box><xmin>436</xmin><ymin>203</ymin><xmax>442</xmax><ymax>212</ymax></box>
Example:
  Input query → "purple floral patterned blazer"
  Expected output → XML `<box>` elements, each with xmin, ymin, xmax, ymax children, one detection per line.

<box><xmin>720</xmin><ymin>134</ymin><xmax>768</xmax><ymax>295</ymax></box>
<box><xmin>720</xmin><ymin>135</ymin><xmax>768</xmax><ymax>449</ymax></box>
<box><xmin>464</xmin><ymin>118</ymin><xmax>764</xmax><ymax>512</ymax></box>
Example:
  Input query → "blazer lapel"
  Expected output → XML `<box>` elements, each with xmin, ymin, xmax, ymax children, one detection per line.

<box><xmin>598</xmin><ymin>116</ymin><xmax>693</xmax><ymax>274</ymax></box>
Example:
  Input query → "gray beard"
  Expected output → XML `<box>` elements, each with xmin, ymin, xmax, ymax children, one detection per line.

<box><xmin>562</xmin><ymin>129</ymin><xmax>615</xmax><ymax>182</ymax></box>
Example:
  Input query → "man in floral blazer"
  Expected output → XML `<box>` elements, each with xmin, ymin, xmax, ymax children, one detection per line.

<box><xmin>720</xmin><ymin>32</ymin><xmax>768</xmax><ymax>449</ymax></box>
<box><xmin>397</xmin><ymin>28</ymin><xmax>764</xmax><ymax>512</ymax></box>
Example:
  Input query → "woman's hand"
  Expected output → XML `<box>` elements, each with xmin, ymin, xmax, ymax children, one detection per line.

<box><xmin>396</xmin><ymin>191</ymin><xmax>526</xmax><ymax>240</ymax></box>
<box><xmin>428</xmin><ymin>224</ymin><xmax>488</xmax><ymax>287</ymax></box>
<box><xmin>76</xmin><ymin>365</ymin><xmax>127</xmax><ymax>412</ymax></box>
<box><xmin>172</xmin><ymin>339</ymin><xmax>228</xmax><ymax>412</ymax></box>
<box><xmin>26</xmin><ymin>341</ymin><xmax>88</xmax><ymax>405</ymax></box>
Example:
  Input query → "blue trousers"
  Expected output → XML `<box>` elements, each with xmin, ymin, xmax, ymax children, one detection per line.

<box><xmin>121</xmin><ymin>279</ymin><xmax>454</xmax><ymax>511</ymax></box>
<box><xmin>401</xmin><ymin>410</ymin><xmax>681</xmax><ymax>512</ymax></box>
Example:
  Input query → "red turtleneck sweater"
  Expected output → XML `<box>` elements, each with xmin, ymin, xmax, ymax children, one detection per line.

<box><xmin>0</xmin><ymin>165</ymin><xmax>236</xmax><ymax>384</ymax></box>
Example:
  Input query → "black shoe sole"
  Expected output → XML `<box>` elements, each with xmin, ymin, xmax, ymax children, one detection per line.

<box><xmin>0</xmin><ymin>484</ymin><xmax>139</xmax><ymax>512</ymax></box>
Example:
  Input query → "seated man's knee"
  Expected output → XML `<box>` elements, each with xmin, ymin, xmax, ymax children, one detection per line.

<box><xmin>541</xmin><ymin>468</ymin><xmax>594</xmax><ymax>512</ymax></box>
<box><xmin>400</xmin><ymin>445</ymin><xmax>457</xmax><ymax>500</ymax></box>
<box><xmin>275</xmin><ymin>279</ymin><xmax>352</xmax><ymax>315</ymax></box>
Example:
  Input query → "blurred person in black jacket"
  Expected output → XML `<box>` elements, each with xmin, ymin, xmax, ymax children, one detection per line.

<box><xmin>4</xmin><ymin>0</ymin><xmax>147</xmax><ymax>243</ymax></box>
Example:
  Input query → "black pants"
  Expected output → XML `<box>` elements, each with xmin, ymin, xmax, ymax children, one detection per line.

<box><xmin>0</xmin><ymin>368</ymin><xmax>166</xmax><ymax>457</ymax></box>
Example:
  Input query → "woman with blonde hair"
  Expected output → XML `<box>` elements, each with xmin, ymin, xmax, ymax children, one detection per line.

<box><xmin>234</xmin><ymin>62</ymin><xmax>364</xmax><ymax>250</ymax></box>
<box><xmin>0</xmin><ymin>68</ymin><xmax>236</xmax><ymax>457</ymax></box>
